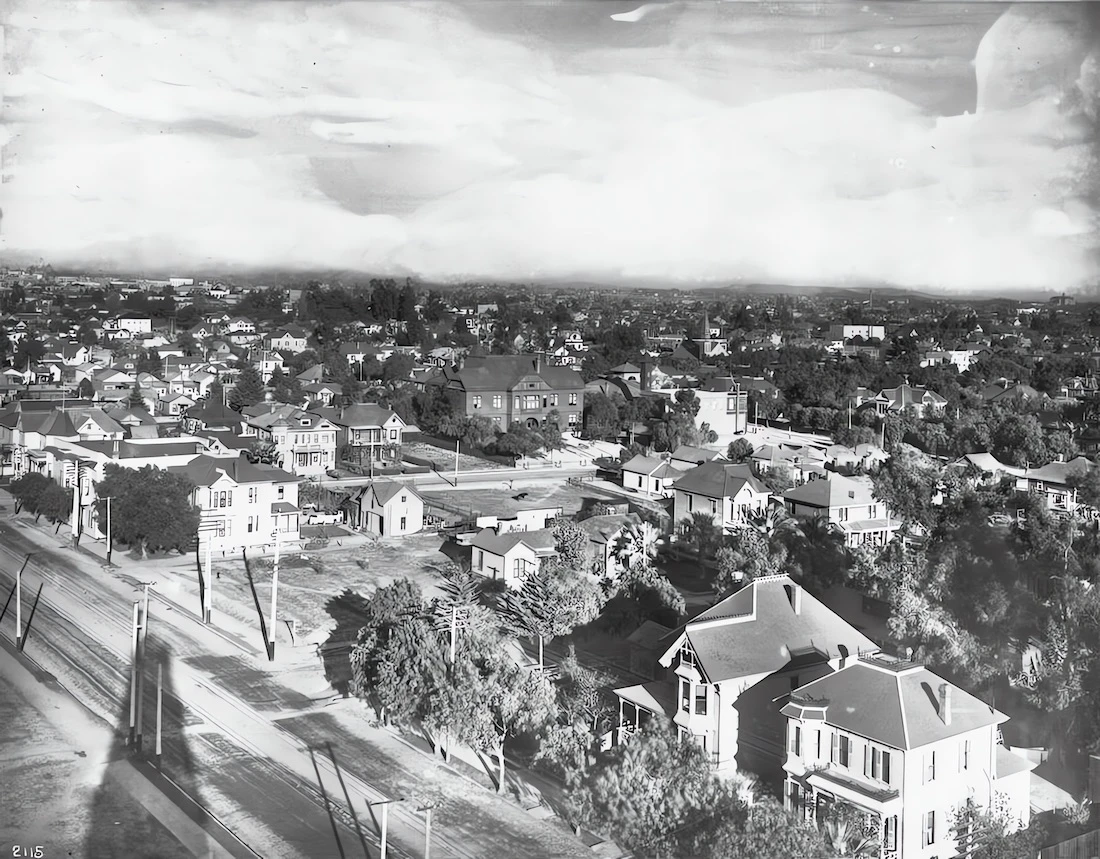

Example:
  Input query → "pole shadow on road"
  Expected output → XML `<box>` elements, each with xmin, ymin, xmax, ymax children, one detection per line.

<box><xmin>241</xmin><ymin>549</ymin><xmax>272</xmax><ymax>660</ymax></box>
<box><xmin>84</xmin><ymin>632</ymin><xmax>209</xmax><ymax>859</ymax></box>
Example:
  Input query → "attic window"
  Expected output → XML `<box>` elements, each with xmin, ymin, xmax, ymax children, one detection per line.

<box><xmin>299</xmin><ymin>418</ymin><xmax>310</xmax><ymax>426</ymax></box>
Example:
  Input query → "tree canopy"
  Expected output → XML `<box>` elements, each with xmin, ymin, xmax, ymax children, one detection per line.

<box><xmin>94</xmin><ymin>464</ymin><xmax>200</xmax><ymax>557</ymax></box>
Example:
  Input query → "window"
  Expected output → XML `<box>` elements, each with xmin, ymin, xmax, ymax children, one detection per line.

<box><xmin>923</xmin><ymin>811</ymin><xmax>936</xmax><ymax>846</ymax></box>
<box><xmin>679</xmin><ymin>645</ymin><xmax>698</xmax><ymax>671</ymax></box>
<box><xmin>925</xmin><ymin>750</ymin><xmax>936</xmax><ymax>783</ymax></box>
<box><xmin>688</xmin><ymin>495</ymin><xmax>694</xmax><ymax>513</ymax></box>
<box><xmin>492</xmin><ymin>395</ymin><xmax>502</xmax><ymax>409</ymax></box>
<box><xmin>550</xmin><ymin>394</ymin><xmax>558</xmax><ymax>407</ymax></box>
<box><xmin>278</xmin><ymin>486</ymin><xmax>285</xmax><ymax>500</ymax></box>
<box><xmin>399</xmin><ymin>516</ymin><xmax>407</xmax><ymax>530</ymax></box>
<box><xmin>514</xmin><ymin>396</ymin><xmax>521</xmax><ymax>410</ymax></box>
<box><xmin>568</xmin><ymin>392</ymin><xmax>578</xmax><ymax>405</ymax></box>
<box><xmin>401</xmin><ymin>495</ymin><xmax>407</xmax><ymax>503</ymax></box>
<box><xmin>680</xmin><ymin>678</ymin><xmax>691</xmax><ymax>712</ymax></box>
<box><xmin>473</xmin><ymin>395</ymin><xmax>482</xmax><ymax>409</ymax></box>
<box><xmin>694</xmin><ymin>686</ymin><xmax>707</xmax><ymax>715</ymax></box>
<box><xmin>710</xmin><ymin>499</ymin><xmax>718</xmax><ymax>515</ymax></box>
<box><xmin>884</xmin><ymin>816</ymin><xmax>897</xmax><ymax>852</ymax></box>
<box><xmin>568</xmin><ymin>413</ymin><xmax>577</xmax><ymax>426</ymax></box>
<box><xmin>838</xmin><ymin>734</ymin><xmax>850</xmax><ymax>767</ymax></box>
<box><xmin>960</xmin><ymin>738</ymin><xmax>971</xmax><ymax>771</ymax></box>
<box><xmin>390</xmin><ymin>429</ymin><xmax>398</xmax><ymax>440</ymax></box>
<box><xmin>789</xmin><ymin>724</ymin><xmax>802</xmax><ymax>756</ymax></box>
<box><xmin>476</xmin><ymin>549</ymin><xmax>483</xmax><ymax>569</ymax></box>
<box><xmin>248</xmin><ymin>487</ymin><xmax>257</xmax><ymax>503</ymax></box>
<box><xmin>866</xmin><ymin>746</ymin><xmax>891</xmax><ymax>783</ymax></box>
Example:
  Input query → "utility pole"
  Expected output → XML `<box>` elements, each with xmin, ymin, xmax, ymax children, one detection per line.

<box><xmin>14</xmin><ymin>552</ymin><xmax>33</xmax><ymax>651</ymax></box>
<box><xmin>129</xmin><ymin>600</ymin><xmax>139</xmax><ymax>747</ymax></box>
<box><xmin>369</xmin><ymin>798</ymin><xmax>403</xmax><ymax>859</ymax></box>
<box><xmin>155</xmin><ymin>663</ymin><xmax>163</xmax><ymax>766</ymax></box>
<box><xmin>105</xmin><ymin>496</ymin><xmax>113</xmax><ymax>565</ymax></box>
<box><xmin>203</xmin><ymin>536</ymin><xmax>213</xmax><ymax>624</ymax></box>
<box><xmin>268</xmin><ymin>528</ymin><xmax>280</xmax><ymax>660</ymax></box>
<box><xmin>70</xmin><ymin>469</ymin><xmax>81</xmax><ymax>547</ymax></box>
<box><xmin>449</xmin><ymin>605</ymin><xmax>457</xmax><ymax>664</ymax></box>
<box><xmin>135</xmin><ymin>581</ymin><xmax>155</xmax><ymax>752</ymax></box>
<box><xmin>454</xmin><ymin>439</ymin><xmax>459</xmax><ymax>487</ymax></box>
<box><xmin>418</xmin><ymin>804</ymin><xmax>436</xmax><ymax>859</ymax></box>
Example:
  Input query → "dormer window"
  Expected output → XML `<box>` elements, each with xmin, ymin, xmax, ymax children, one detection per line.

<box><xmin>679</xmin><ymin>645</ymin><xmax>698</xmax><ymax>672</ymax></box>
<box><xmin>299</xmin><ymin>418</ymin><xmax>311</xmax><ymax>427</ymax></box>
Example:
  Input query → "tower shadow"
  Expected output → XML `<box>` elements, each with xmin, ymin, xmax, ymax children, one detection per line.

<box><xmin>83</xmin><ymin>631</ymin><xmax>221</xmax><ymax>859</ymax></box>
<box><xmin>320</xmin><ymin>589</ymin><xmax>372</xmax><ymax>698</ymax></box>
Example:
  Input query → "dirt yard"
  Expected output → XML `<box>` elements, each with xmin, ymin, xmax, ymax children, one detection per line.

<box><xmin>420</xmin><ymin>480</ymin><xmax>613</xmax><ymax>521</ymax></box>
<box><xmin>403</xmin><ymin>440</ymin><xmax>508</xmax><ymax>471</ymax></box>
<box><xmin>206</xmin><ymin>532</ymin><xmax>457</xmax><ymax>642</ymax></box>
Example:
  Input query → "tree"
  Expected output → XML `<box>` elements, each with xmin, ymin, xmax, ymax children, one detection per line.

<box><xmin>571</xmin><ymin>722</ymin><xmax>730</xmax><ymax>858</ymax></box>
<box><xmin>501</xmin><ymin>561</ymin><xmax>604</xmax><ymax>669</ymax></box>
<box><xmin>758</xmin><ymin>464</ymin><xmax>794</xmax><ymax>494</ymax></box>
<box><xmin>716</xmin><ymin>528</ymin><xmax>784</xmax><ymax>591</ymax></box>
<box><xmin>77</xmin><ymin>378</ymin><xmax>94</xmax><ymax>400</ymax></box>
<box><xmin>458</xmin><ymin>416</ymin><xmax>498</xmax><ymax>450</ymax></box>
<box><xmin>681</xmin><ymin>510</ymin><xmax>722</xmax><ymax>560</ymax></box>
<box><xmin>611</xmin><ymin>520</ymin><xmax>660</xmax><ymax>571</ymax></box>
<box><xmin>38</xmin><ymin>483</ymin><xmax>72</xmax><ymax>532</ymax></box>
<box><xmin>127</xmin><ymin>383</ymin><xmax>146</xmax><ymax>408</ymax></box>
<box><xmin>553</xmin><ymin>518</ymin><xmax>590</xmax><ymax>571</ymax></box>
<box><xmin>93</xmin><ymin>464</ymin><xmax>200</xmax><ymax>557</ymax></box>
<box><xmin>9</xmin><ymin>473</ymin><xmax>53</xmax><ymax>516</ymax></box>
<box><xmin>269</xmin><ymin>366</ymin><xmax>302</xmax><ymax>404</ymax></box>
<box><xmin>726</xmin><ymin>437</ymin><xmax>754</xmax><ymax>463</ymax></box>
<box><xmin>684</xmin><ymin>794</ymin><xmax>829</xmax><ymax>859</ymax></box>
<box><xmin>381</xmin><ymin>353</ymin><xmax>415</xmax><ymax>387</ymax></box>
<box><xmin>609</xmin><ymin>563</ymin><xmax>686</xmax><ymax>630</ymax></box>
<box><xmin>584</xmin><ymin>392</ymin><xmax>621</xmax><ymax>441</ymax></box>
<box><xmin>494</xmin><ymin>422</ymin><xmax>544</xmax><ymax>458</ymax></box>
<box><xmin>231</xmin><ymin>365</ymin><xmax>264</xmax><ymax>407</ymax></box>
<box><xmin>541</xmin><ymin>410</ymin><xmax>564</xmax><ymax>451</ymax></box>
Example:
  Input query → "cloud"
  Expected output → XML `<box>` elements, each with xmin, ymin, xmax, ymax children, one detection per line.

<box><xmin>0</xmin><ymin>1</ymin><xmax>1096</xmax><ymax>291</ymax></box>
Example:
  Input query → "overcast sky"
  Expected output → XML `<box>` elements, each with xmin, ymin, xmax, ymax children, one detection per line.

<box><xmin>1</xmin><ymin>1</ymin><xmax>1097</xmax><ymax>291</ymax></box>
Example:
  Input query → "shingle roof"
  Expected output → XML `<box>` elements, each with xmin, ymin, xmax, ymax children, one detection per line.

<box><xmin>352</xmin><ymin>479</ymin><xmax>420</xmax><ymax>507</ymax></box>
<box><xmin>670</xmin><ymin>445</ymin><xmax>724</xmax><ymax>465</ymax></box>
<box><xmin>446</xmin><ymin>355</ymin><xmax>583</xmax><ymax>393</ymax></box>
<box><xmin>784</xmin><ymin>474</ymin><xmax>874</xmax><ymax>508</ymax></box>
<box><xmin>172</xmin><ymin>454</ymin><xmax>298</xmax><ymax>486</ymax></box>
<box><xmin>666</xmin><ymin>575</ymin><xmax>875</xmax><ymax>684</ymax></box>
<box><xmin>787</xmin><ymin>659</ymin><xmax>1005</xmax><ymax>750</ymax></box>
<box><xmin>470</xmin><ymin>526</ymin><xmax>558</xmax><ymax>556</ymax></box>
<box><xmin>671</xmin><ymin>461</ymin><xmax>768</xmax><ymax>499</ymax></box>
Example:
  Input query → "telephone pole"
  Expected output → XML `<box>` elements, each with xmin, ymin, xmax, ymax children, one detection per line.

<box><xmin>418</xmin><ymin>804</ymin><xmax>437</xmax><ymax>859</ymax></box>
<box><xmin>13</xmin><ymin>552</ymin><xmax>33</xmax><ymax>651</ymax></box>
<box><xmin>369</xmin><ymin>798</ymin><xmax>403</xmax><ymax>859</ymax></box>
<box><xmin>105</xmin><ymin>496</ymin><xmax>113</xmax><ymax>565</ymax></box>
<box><xmin>129</xmin><ymin>600</ymin><xmax>139</xmax><ymax>747</ymax></box>
<box><xmin>135</xmin><ymin>581</ymin><xmax>155</xmax><ymax>752</ymax></box>
<box><xmin>268</xmin><ymin>528</ymin><xmax>280</xmax><ymax>660</ymax></box>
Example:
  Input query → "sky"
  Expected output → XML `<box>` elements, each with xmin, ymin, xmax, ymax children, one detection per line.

<box><xmin>1</xmin><ymin>1</ymin><xmax>1098</xmax><ymax>292</ymax></box>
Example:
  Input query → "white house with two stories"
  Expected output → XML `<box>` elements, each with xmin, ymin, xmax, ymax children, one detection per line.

<box><xmin>672</xmin><ymin>461</ymin><xmax>771</xmax><ymax>534</ymax></box>
<box><xmin>783</xmin><ymin>474</ymin><xmax>900</xmax><ymax>548</ymax></box>
<box><xmin>244</xmin><ymin>402</ymin><xmax>339</xmax><ymax>478</ymax></box>
<box><xmin>782</xmin><ymin>655</ymin><xmax>1033</xmax><ymax>859</ymax></box>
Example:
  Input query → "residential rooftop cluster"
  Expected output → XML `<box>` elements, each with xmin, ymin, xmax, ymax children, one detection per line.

<box><xmin>2</xmin><ymin>266</ymin><xmax>1100</xmax><ymax>858</ymax></box>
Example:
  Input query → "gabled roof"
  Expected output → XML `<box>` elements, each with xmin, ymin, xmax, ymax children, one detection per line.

<box><xmin>322</xmin><ymin>403</ymin><xmax>403</xmax><ymax>429</ymax></box>
<box><xmin>579</xmin><ymin>512</ymin><xmax>641</xmax><ymax>545</ymax></box>
<box><xmin>470</xmin><ymin>526</ymin><xmax>558</xmax><ymax>556</ymax></box>
<box><xmin>664</xmin><ymin>575</ymin><xmax>875</xmax><ymax>684</ymax></box>
<box><xmin>352</xmin><ymin>479</ymin><xmax>420</xmax><ymax>507</ymax></box>
<box><xmin>621</xmin><ymin>453</ymin><xmax>672</xmax><ymax>476</ymax></box>
<box><xmin>172</xmin><ymin>454</ymin><xmax>298</xmax><ymax>487</ymax></box>
<box><xmin>784</xmin><ymin>474</ymin><xmax>875</xmax><ymax>508</ymax></box>
<box><xmin>785</xmin><ymin>658</ymin><xmax>1006</xmax><ymax>750</ymax></box>
<box><xmin>671</xmin><ymin>461</ymin><xmax>768</xmax><ymax>499</ymax></box>
<box><xmin>445</xmin><ymin>355</ymin><xmax>584</xmax><ymax>392</ymax></box>
<box><xmin>670</xmin><ymin>445</ymin><xmax>724</xmax><ymax>465</ymax></box>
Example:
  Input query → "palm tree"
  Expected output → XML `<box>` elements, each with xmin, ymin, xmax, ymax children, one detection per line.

<box><xmin>612</xmin><ymin>520</ymin><xmax>659</xmax><ymax>570</ymax></box>
<box><xmin>746</xmin><ymin>497</ymin><xmax>799</xmax><ymax>541</ymax></box>
<box><xmin>823</xmin><ymin>812</ymin><xmax>879</xmax><ymax>857</ymax></box>
<box><xmin>682</xmin><ymin>511</ymin><xmax>722</xmax><ymax>561</ymax></box>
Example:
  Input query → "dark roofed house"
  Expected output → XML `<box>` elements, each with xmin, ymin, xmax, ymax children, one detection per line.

<box><xmin>441</xmin><ymin>353</ymin><xmax>585</xmax><ymax>432</ymax></box>
<box><xmin>672</xmin><ymin>460</ymin><xmax>770</xmax><ymax>533</ymax></box>
<box><xmin>783</xmin><ymin>473</ymin><xmax>900</xmax><ymax>548</ymax></box>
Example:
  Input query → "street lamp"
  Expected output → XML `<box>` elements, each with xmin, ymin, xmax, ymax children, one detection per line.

<box><xmin>417</xmin><ymin>803</ymin><xmax>437</xmax><ymax>859</ymax></box>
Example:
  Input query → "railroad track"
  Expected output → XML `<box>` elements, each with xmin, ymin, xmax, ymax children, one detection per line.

<box><xmin>0</xmin><ymin>545</ymin><xmax>424</xmax><ymax>853</ymax></box>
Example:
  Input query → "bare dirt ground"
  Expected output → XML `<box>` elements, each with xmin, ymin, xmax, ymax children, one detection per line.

<box><xmin>403</xmin><ymin>440</ymin><xmax>508</xmax><ymax>471</ymax></box>
<box><xmin>420</xmin><ymin>480</ymin><xmax>611</xmax><ymax>520</ymax></box>
<box><xmin>207</xmin><ymin>532</ymin><xmax>456</xmax><ymax>641</ymax></box>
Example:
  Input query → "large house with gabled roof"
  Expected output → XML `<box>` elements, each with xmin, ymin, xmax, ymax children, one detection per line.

<box><xmin>783</xmin><ymin>473</ymin><xmax>900</xmax><ymax>549</ymax></box>
<box><xmin>613</xmin><ymin>575</ymin><xmax>876</xmax><ymax>774</ymax></box>
<box><xmin>783</xmin><ymin>655</ymin><xmax>1033</xmax><ymax>859</ymax></box>
<box><xmin>243</xmin><ymin>402</ymin><xmax>338</xmax><ymax>477</ymax></box>
<box><xmin>436</xmin><ymin>353</ymin><xmax>585</xmax><ymax>431</ymax></box>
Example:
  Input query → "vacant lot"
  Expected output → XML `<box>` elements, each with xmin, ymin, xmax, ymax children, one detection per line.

<box><xmin>207</xmin><ymin>532</ymin><xmax>456</xmax><ymax>642</ymax></box>
<box><xmin>403</xmin><ymin>440</ymin><xmax>508</xmax><ymax>471</ymax></box>
<box><xmin>420</xmin><ymin>480</ymin><xmax>617</xmax><ymax>521</ymax></box>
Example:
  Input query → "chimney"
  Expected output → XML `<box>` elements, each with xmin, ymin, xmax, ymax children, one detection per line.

<box><xmin>639</xmin><ymin>360</ymin><xmax>651</xmax><ymax>392</ymax></box>
<box><xmin>938</xmin><ymin>683</ymin><xmax>952</xmax><ymax>725</ymax></box>
<box><xmin>111</xmin><ymin>439</ymin><xmax>119</xmax><ymax>459</ymax></box>
<box><xmin>535</xmin><ymin>352</ymin><xmax>543</xmax><ymax>373</ymax></box>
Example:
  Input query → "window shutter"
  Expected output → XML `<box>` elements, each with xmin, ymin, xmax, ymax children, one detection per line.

<box><xmin>831</xmin><ymin>732</ymin><xmax>838</xmax><ymax>763</ymax></box>
<box><xmin>882</xmin><ymin>750</ymin><xmax>891</xmax><ymax>784</ymax></box>
<box><xmin>864</xmin><ymin>743</ymin><xmax>870</xmax><ymax>777</ymax></box>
